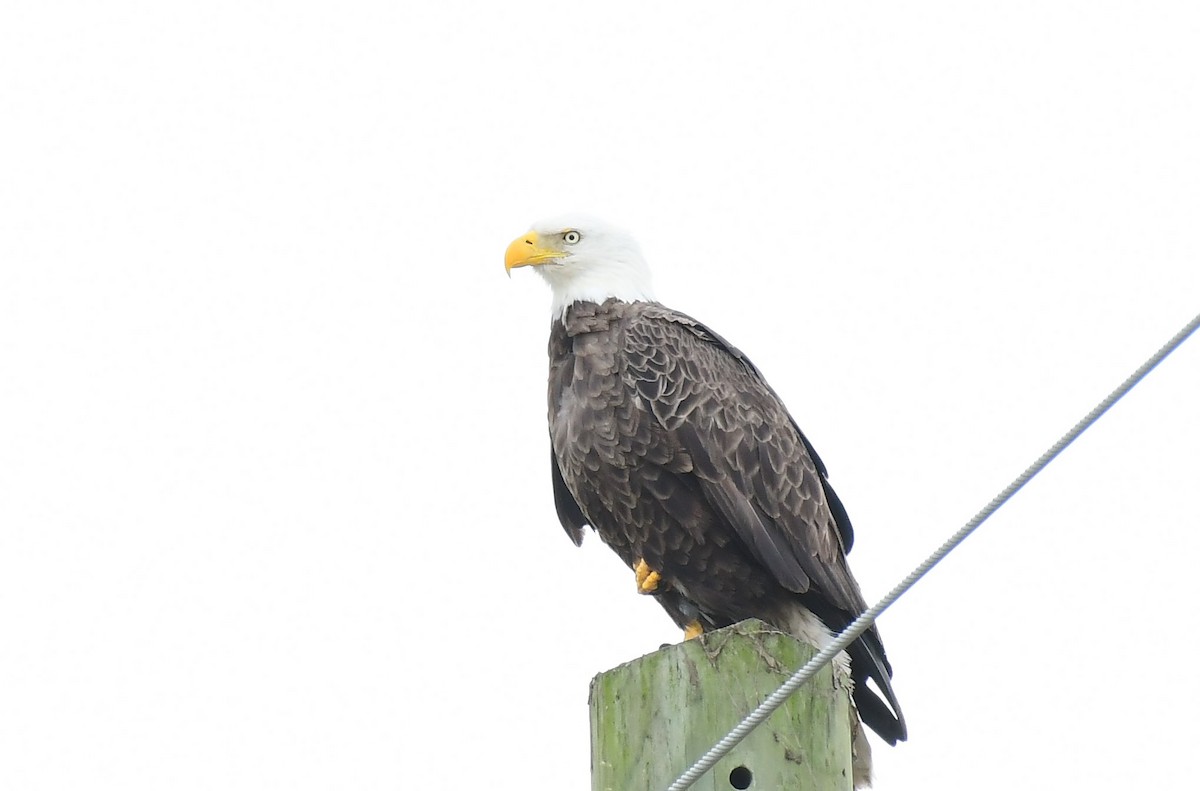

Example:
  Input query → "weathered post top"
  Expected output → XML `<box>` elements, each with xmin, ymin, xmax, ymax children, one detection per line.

<box><xmin>589</xmin><ymin>619</ymin><xmax>853</xmax><ymax>791</ymax></box>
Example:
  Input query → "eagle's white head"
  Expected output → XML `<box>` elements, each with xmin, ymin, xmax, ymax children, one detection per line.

<box><xmin>505</xmin><ymin>214</ymin><xmax>655</xmax><ymax>317</ymax></box>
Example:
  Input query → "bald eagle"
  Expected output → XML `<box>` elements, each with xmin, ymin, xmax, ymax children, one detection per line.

<box><xmin>506</xmin><ymin>215</ymin><xmax>905</xmax><ymax>786</ymax></box>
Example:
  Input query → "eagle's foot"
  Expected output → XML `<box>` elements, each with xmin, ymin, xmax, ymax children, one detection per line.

<box><xmin>684</xmin><ymin>620</ymin><xmax>704</xmax><ymax>640</ymax></box>
<box><xmin>634</xmin><ymin>558</ymin><xmax>661</xmax><ymax>594</ymax></box>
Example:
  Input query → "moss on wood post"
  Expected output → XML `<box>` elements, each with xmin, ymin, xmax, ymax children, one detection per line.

<box><xmin>589</xmin><ymin>619</ymin><xmax>853</xmax><ymax>791</ymax></box>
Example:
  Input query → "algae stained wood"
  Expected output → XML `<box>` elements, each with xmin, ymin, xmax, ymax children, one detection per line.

<box><xmin>589</xmin><ymin>619</ymin><xmax>853</xmax><ymax>791</ymax></box>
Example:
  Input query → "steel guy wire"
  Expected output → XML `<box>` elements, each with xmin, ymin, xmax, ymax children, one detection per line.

<box><xmin>667</xmin><ymin>309</ymin><xmax>1200</xmax><ymax>791</ymax></box>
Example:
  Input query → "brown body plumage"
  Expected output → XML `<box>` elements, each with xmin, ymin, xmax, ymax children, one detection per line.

<box><xmin>547</xmin><ymin>298</ymin><xmax>906</xmax><ymax>749</ymax></box>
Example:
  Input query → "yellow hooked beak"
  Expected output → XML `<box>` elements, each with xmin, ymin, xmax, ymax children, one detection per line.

<box><xmin>505</xmin><ymin>231</ymin><xmax>568</xmax><ymax>275</ymax></box>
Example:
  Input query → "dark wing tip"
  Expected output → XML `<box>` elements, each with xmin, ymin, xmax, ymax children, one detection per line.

<box><xmin>856</xmin><ymin>685</ymin><xmax>907</xmax><ymax>745</ymax></box>
<box><xmin>850</xmin><ymin>630</ymin><xmax>907</xmax><ymax>744</ymax></box>
<box><xmin>551</xmin><ymin>448</ymin><xmax>588</xmax><ymax>546</ymax></box>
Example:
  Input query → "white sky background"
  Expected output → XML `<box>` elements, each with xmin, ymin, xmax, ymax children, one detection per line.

<box><xmin>2</xmin><ymin>2</ymin><xmax>1198</xmax><ymax>789</ymax></box>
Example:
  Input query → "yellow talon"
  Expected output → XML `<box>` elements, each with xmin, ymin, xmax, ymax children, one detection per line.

<box><xmin>634</xmin><ymin>558</ymin><xmax>661</xmax><ymax>594</ymax></box>
<box><xmin>684</xmin><ymin>621</ymin><xmax>704</xmax><ymax>640</ymax></box>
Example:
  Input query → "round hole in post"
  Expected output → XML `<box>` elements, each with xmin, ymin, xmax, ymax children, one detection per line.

<box><xmin>728</xmin><ymin>765</ymin><xmax>753</xmax><ymax>789</ymax></box>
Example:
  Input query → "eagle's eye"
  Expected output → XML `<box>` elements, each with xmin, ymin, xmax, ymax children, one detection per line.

<box><xmin>563</xmin><ymin>230</ymin><xmax>581</xmax><ymax>245</ymax></box>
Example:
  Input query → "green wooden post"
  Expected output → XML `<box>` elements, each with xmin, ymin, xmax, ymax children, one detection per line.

<box><xmin>589</xmin><ymin>619</ymin><xmax>853</xmax><ymax>791</ymax></box>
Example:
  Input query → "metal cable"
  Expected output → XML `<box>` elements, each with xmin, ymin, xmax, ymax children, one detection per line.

<box><xmin>667</xmin><ymin>310</ymin><xmax>1200</xmax><ymax>791</ymax></box>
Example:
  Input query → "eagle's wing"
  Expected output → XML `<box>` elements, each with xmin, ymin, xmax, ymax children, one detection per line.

<box><xmin>623</xmin><ymin>305</ymin><xmax>907</xmax><ymax>745</ymax></box>
<box><xmin>622</xmin><ymin>306</ymin><xmax>863</xmax><ymax>612</ymax></box>
<box><xmin>550</xmin><ymin>448</ymin><xmax>587</xmax><ymax>547</ymax></box>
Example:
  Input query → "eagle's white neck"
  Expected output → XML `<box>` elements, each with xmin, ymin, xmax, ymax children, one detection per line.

<box><xmin>539</xmin><ymin>258</ymin><xmax>655</xmax><ymax>318</ymax></box>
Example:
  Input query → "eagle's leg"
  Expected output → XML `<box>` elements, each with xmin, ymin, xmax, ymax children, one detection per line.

<box><xmin>633</xmin><ymin>558</ymin><xmax>661</xmax><ymax>594</ymax></box>
<box><xmin>684</xmin><ymin>621</ymin><xmax>703</xmax><ymax>640</ymax></box>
